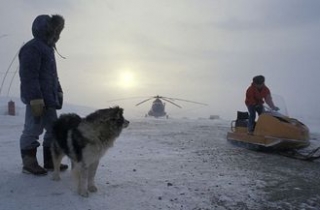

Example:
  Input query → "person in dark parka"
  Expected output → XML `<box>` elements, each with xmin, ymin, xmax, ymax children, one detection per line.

<box><xmin>19</xmin><ymin>14</ymin><xmax>68</xmax><ymax>175</ymax></box>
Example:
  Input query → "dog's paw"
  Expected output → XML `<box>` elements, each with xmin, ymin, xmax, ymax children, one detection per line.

<box><xmin>78</xmin><ymin>189</ymin><xmax>89</xmax><ymax>197</ymax></box>
<box><xmin>88</xmin><ymin>185</ymin><xmax>98</xmax><ymax>193</ymax></box>
<box><xmin>51</xmin><ymin>173</ymin><xmax>61</xmax><ymax>181</ymax></box>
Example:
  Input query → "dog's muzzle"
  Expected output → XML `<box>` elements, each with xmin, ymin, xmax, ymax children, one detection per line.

<box><xmin>123</xmin><ymin>119</ymin><xmax>129</xmax><ymax>128</ymax></box>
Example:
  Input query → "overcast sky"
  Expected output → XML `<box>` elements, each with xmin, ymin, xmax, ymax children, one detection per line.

<box><xmin>1</xmin><ymin>0</ymin><xmax>320</xmax><ymax>119</ymax></box>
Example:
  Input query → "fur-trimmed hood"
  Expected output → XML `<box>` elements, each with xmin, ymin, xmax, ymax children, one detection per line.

<box><xmin>32</xmin><ymin>14</ymin><xmax>64</xmax><ymax>46</ymax></box>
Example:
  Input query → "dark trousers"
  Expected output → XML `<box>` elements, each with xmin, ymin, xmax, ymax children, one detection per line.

<box><xmin>20</xmin><ymin>105</ymin><xmax>58</xmax><ymax>150</ymax></box>
<box><xmin>247</xmin><ymin>104</ymin><xmax>264</xmax><ymax>132</ymax></box>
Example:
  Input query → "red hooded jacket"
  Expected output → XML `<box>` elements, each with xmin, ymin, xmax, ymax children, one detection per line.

<box><xmin>245</xmin><ymin>83</ymin><xmax>275</xmax><ymax>108</ymax></box>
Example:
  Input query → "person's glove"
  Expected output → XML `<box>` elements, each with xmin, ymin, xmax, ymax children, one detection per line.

<box><xmin>57</xmin><ymin>92</ymin><xmax>63</xmax><ymax>110</ymax></box>
<box><xmin>30</xmin><ymin>99</ymin><xmax>45</xmax><ymax>117</ymax></box>
<box><xmin>272</xmin><ymin>106</ymin><xmax>280</xmax><ymax>111</ymax></box>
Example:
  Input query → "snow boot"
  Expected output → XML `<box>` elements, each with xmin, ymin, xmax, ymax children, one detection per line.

<box><xmin>43</xmin><ymin>147</ymin><xmax>68</xmax><ymax>171</ymax></box>
<box><xmin>21</xmin><ymin>148</ymin><xmax>48</xmax><ymax>176</ymax></box>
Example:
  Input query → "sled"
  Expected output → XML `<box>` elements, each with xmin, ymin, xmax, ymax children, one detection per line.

<box><xmin>226</xmin><ymin>93</ymin><xmax>320</xmax><ymax>161</ymax></box>
<box><xmin>227</xmin><ymin>110</ymin><xmax>310</xmax><ymax>151</ymax></box>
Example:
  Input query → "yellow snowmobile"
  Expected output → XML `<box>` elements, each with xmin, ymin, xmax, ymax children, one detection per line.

<box><xmin>227</xmin><ymin>110</ymin><xmax>310</xmax><ymax>151</ymax></box>
<box><xmin>227</xmin><ymin>94</ymin><xmax>320</xmax><ymax>161</ymax></box>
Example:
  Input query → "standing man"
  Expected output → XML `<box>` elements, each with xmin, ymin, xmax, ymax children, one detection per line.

<box><xmin>19</xmin><ymin>14</ymin><xmax>68</xmax><ymax>175</ymax></box>
<box><xmin>245</xmin><ymin>75</ymin><xmax>279</xmax><ymax>134</ymax></box>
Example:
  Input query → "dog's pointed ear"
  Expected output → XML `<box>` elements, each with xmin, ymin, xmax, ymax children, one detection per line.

<box><xmin>113</xmin><ymin>106</ymin><xmax>123</xmax><ymax>117</ymax></box>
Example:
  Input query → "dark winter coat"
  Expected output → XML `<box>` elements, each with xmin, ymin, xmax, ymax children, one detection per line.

<box><xmin>19</xmin><ymin>15</ymin><xmax>63</xmax><ymax>108</ymax></box>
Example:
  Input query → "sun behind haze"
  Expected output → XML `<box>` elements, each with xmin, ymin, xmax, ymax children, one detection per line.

<box><xmin>117</xmin><ymin>70</ymin><xmax>137</xmax><ymax>89</ymax></box>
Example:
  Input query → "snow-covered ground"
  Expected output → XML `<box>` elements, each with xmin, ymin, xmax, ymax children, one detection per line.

<box><xmin>0</xmin><ymin>99</ymin><xmax>320</xmax><ymax>210</ymax></box>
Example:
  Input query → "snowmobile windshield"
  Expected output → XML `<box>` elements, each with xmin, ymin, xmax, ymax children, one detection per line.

<box><xmin>263</xmin><ymin>94</ymin><xmax>289</xmax><ymax>117</ymax></box>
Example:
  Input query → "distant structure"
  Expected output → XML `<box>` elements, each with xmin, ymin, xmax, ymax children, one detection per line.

<box><xmin>209</xmin><ymin>115</ymin><xmax>220</xmax><ymax>120</ymax></box>
<box><xmin>8</xmin><ymin>100</ymin><xmax>15</xmax><ymax>116</ymax></box>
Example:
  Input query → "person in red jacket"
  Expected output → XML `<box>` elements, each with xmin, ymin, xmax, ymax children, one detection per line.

<box><xmin>245</xmin><ymin>75</ymin><xmax>279</xmax><ymax>134</ymax></box>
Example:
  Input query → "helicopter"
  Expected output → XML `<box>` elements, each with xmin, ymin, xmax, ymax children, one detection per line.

<box><xmin>135</xmin><ymin>95</ymin><xmax>207</xmax><ymax>118</ymax></box>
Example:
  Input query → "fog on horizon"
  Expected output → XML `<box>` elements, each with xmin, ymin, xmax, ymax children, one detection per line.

<box><xmin>1</xmin><ymin>0</ymin><xmax>320</xmax><ymax>119</ymax></box>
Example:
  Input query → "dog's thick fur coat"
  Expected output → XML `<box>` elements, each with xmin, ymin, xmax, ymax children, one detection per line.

<box><xmin>51</xmin><ymin>106</ymin><xmax>129</xmax><ymax>197</ymax></box>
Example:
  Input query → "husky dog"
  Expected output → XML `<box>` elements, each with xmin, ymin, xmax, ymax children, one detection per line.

<box><xmin>51</xmin><ymin>106</ymin><xmax>129</xmax><ymax>197</ymax></box>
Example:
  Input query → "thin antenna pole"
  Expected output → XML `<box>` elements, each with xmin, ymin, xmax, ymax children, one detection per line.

<box><xmin>0</xmin><ymin>34</ymin><xmax>8</xmax><ymax>39</ymax></box>
<box><xmin>7</xmin><ymin>66</ymin><xmax>18</xmax><ymax>97</ymax></box>
<box><xmin>0</xmin><ymin>46</ymin><xmax>20</xmax><ymax>96</ymax></box>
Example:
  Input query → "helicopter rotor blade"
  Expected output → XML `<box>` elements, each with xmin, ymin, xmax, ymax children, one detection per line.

<box><xmin>106</xmin><ymin>96</ymin><xmax>150</xmax><ymax>103</ymax></box>
<box><xmin>135</xmin><ymin>97</ymin><xmax>155</xmax><ymax>106</ymax></box>
<box><xmin>164</xmin><ymin>97</ymin><xmax>208</xmax><ymax>106</ymax></box>
<box><xmin>162</xmin><ymin>98</ymin><xmax>182</xmax><ymax>108</ymax></box>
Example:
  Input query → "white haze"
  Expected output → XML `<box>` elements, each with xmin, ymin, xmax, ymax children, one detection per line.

<box><xmin>1</xmin><ymin>0</ymin><xmax>320</xmax><ymax>120</ymax></box>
